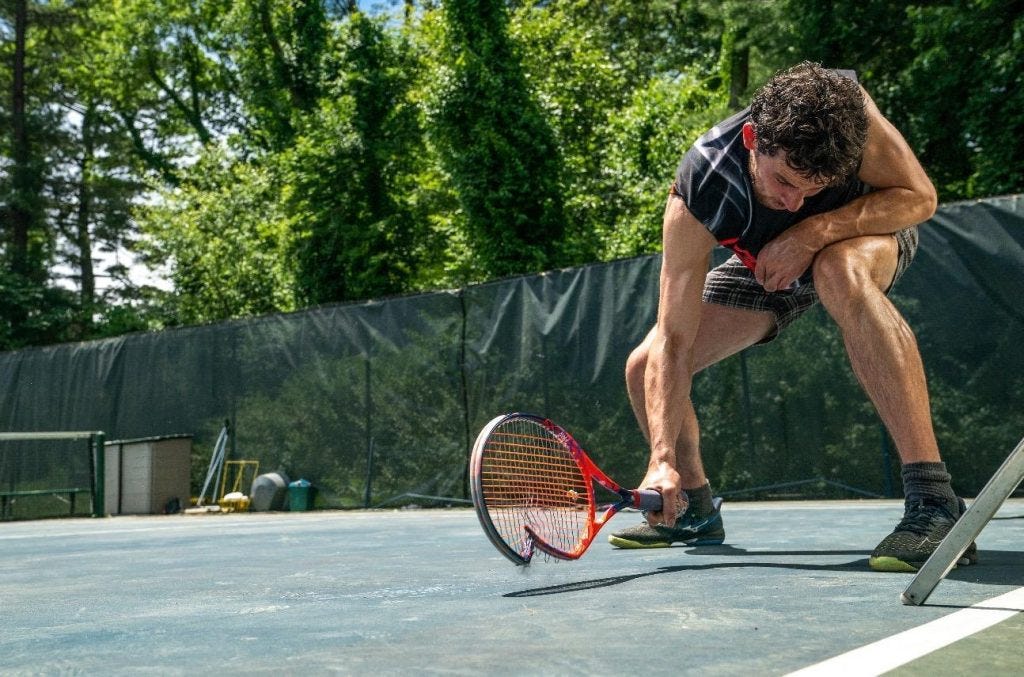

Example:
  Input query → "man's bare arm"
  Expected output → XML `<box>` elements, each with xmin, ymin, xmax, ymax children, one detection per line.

<box><xmin>756</xmin><ymin>88</ymin><xmax>937</xmax><ymax>290</ymax></box>
<box><xmin>640</xmin><ymin>196</ymin><xmax>716</xmax><ymax>525</ymax></box>
<box><xmin>808</xmin><ymin>87</ymin><xmax>938</xmax><ymax>244</ymax></box>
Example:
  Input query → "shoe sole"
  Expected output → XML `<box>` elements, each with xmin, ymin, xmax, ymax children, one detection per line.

<box><xmin>868</xmin><ymin>554</ymin><xmax>976</xmax><ymax>573</ymax></box>
<box><xmin>608</xmin><ymin>535</ymin><xmax>725</xmax><ymax>549</ymax></box>
<box><xmin>607</xmin><ymin>536</ymin><xmax>671</xmax><ymax>549</ymax></box>
<box><xmin>867</xmin><ymin>556</ymin><xmax>920</xmax><ymax>573</ymax></box>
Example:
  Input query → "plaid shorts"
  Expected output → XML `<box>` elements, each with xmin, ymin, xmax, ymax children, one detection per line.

<box><xmin>702</xmin><ymin>226</ymin><xmax>919</xmax><ymax>343</ymax></box>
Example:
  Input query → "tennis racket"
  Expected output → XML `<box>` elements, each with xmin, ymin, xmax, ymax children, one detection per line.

<box><xmin>470</xmin><ymin>412</ymin><xmax>665</xmax><ymax>565</ymax></box>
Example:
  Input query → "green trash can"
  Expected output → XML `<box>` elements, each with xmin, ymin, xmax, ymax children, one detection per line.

<box><xmin>288</xmin><ymin>479</ymin><xmax>316</xmax><ymax>512</ymax></box>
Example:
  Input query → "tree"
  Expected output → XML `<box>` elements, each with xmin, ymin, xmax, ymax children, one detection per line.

<box><xmin>509</xmin><ymin>0</ymin><xmax>736</xmax><ymax>263</ymax></box>
<box><xmin>48</xmin><ymin>0</ymin><xmax>164</xmax><ymax>336</ymax></box>
<box><xmin>2</xmin><ymin>0</ymin><xmax>50</xmax><ymax>344</ymax></box>
<box><xmin>87</xmin><ymin>0</ymin><xmax>241</xmax><ymax>184</ymax></box>
<box><xmin>88</xmin><ymin>0</ymin><xmax>336</xmax><ymax>323</ymax></box>
<box><xmin>769</xmin><ymin>0</ymin><xmax>1024</xmax><ymax>201</ymax></box>
<box><xmin>595</xmin><ymin>74</ymin><xmax>728</xmax><ymax>259</ymax></box>
<box><xmin>5</xmin><ymin>0</ymin><xmax>1024</xmax><ymax>348</ymax></box>
<box><xmin>4</xmin><ymin>0</ymin><xmax>41</xmax><ymax>280</ymax></box>
<box><xmin>133</xmin><ymin>8</ymin><xmax>432</xmax><ymax>318</ymax></box>
<box><xmin>429</xmin><ymin>0</ymin><xmax>566</xmax><ymax>279</ymax></box>
<box><xmin>290</xmin><ymin>12</ymin><xmax>429</xmax><ymax>304</ymax></box>
<box><xmin>1</xmin><ymin>0</ymin><xmax>86</xmax><ymax>348</ymax></box>
<box><xmin>226</xmin><ymin>0</ymin><xmax>332</xmax><ymax>150</ymax></box>
<box><xmin>136</xmin><ymin>148</ymin><xmax>296</xmax><ymax>325</ymax></box>
<box><xmin>898</xmin><ymin>1</ymin><xmax>1024</xmax><ymax>199</ymax></box>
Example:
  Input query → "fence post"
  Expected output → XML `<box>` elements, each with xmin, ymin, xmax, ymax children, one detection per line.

<box><xmin>880</xmin><ymin>425</ymin><xmax>894</xmax><ymax>498</ymax></box>
<box><xmin>364</xmin><ymin>356</ymin><xmax>373</xmax><ymax>508</ymax></box>
<box><xmin>92</xmin><ymin>432</ymin><xmax>106</xmax><ymax>517</ymax></box>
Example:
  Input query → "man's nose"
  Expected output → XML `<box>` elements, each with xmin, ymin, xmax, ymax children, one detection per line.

<box><xmin>781</xmin><ymin>187</ymin><xmax>805</xmax><ymax>212</ymax></box>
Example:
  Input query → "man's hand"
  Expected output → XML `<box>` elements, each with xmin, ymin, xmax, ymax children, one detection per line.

<box><xmin>754</xmin><ymin>224</ymin><xmax>820</xmax><ymax>292</ymax></box>
<box><xmin>640</xmin><ymin>460</ymin><xmax>686</xmax><ymax>527</ymax></box>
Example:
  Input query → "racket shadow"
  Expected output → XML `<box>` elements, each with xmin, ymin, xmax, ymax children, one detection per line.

<box><xmin>504</xmin><ymin>546</ymin><xmax>1024</xmax><ymax>598</ymax></box>
<box><xmin>504</xmin><ymin>549</ymin><xmax>872</xmax><ymax>598</ymax></box>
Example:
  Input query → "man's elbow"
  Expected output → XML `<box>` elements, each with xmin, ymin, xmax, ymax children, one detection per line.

<box><xmin>905</xmin><ymin>179</ymin><xmax>937</xmax><ymax>224</ymax></box>
<box><xmin>921</xmin><ymin>182</ymin><xmax>938</xmax><ymax>221</ymax></box>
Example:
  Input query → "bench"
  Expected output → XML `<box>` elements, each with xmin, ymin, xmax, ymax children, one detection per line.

<box><xmin>0</xmin><ymin>487</ymin><xmax>93</xmax><ymax>520</ymax></box>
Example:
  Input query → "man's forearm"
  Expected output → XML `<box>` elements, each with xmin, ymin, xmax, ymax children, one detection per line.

<box><xmin>644</xmin><ymin>332</ymin><xmax>690</xmax><ymax>468</ymax></box>
<box><xmin>801</xmin><ymin>185</ymin><xmax>937</xmax><ymax>251</ymax></box>
<box><xmin>643</xmin><ymin>330</ymin><xmax>707</xmax><ymax>489</ymax></box>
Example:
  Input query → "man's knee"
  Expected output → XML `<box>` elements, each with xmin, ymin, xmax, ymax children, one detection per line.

<box><xmin>812</xmin><ymin>237</ymin><xmax>897</xmax><ymax>306</ymax></box>
<box><xmin>625</xmin><ymin>342</ymin><xmax>648</xmax><ymax>391</ymax></box>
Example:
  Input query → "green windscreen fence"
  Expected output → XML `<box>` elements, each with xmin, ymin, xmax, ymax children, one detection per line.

<box><xmin>1</xmin><ymin>194</ymin><xmax>1022</xmax><ymax>509</ymax></box>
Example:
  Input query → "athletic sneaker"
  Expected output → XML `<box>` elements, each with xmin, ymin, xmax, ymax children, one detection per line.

<box><xmin>868</xmin><ymin>496</ymin><xmax>978</xmax><ymax>572</ymax></box>
<box><xmin>608</xmin><ymin>497</ymin><xmax>725</xmax><ymax>549</ymax></box>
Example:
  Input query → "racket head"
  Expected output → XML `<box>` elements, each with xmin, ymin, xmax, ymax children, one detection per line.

<box><xmin>470</xmin><ymin>413</ymin><xmax>594</xmax><ymax>564</ymax></box>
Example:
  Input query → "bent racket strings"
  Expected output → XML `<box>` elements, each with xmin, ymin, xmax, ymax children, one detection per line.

<box><xmin>471</xmin><ymin>413</ymin><xmax>663</xmax><ymax>565</ymax></box>
<box><xmin>471</xmin><ymin>415</ymin><xmax>591</xmax><ymax>565</ymax></box>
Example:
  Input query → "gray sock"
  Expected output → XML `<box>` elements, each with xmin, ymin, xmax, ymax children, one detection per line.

<box><xmin>683</xmin><ymin>482</ymin><xmax>714</xmax><ymax>517</ymax></box>
<box><xmin>901</xmin><ymin>462</ymin><xmax>957</xmax><ymax>510</ymax></box>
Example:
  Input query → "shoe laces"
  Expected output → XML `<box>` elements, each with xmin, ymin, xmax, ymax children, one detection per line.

<box><xmin>895</xmin><ymin>496</ymin><xmax>957</xmax><ymax>536</ymax></box>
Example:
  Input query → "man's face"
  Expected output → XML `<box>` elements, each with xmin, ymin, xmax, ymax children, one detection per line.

<box><xmin>742</xmin><ymin>123</ymin><xmax>829</xmax><ymax>213</ymax></box>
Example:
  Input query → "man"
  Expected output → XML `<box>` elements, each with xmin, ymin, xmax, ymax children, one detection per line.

<box><xmin>607</xmin><ymin>62</ymin><xmax>975</xmax><ymax>573</ymax></box>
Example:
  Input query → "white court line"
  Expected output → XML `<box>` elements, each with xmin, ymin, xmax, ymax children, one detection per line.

<box><xmin>787</xmin><ymin>586</ymin><xmax>1024</xmax><ymax>676</ymax></box>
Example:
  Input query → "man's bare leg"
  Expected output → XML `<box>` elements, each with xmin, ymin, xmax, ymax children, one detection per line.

<box><xmin>624</xmin><ymin>303</ymin><xmax>776</xmax><ymax>487</ymax></box>
<box><xmin>611</xmin><ymin>302</ymin><xmax>774</xmax><ymax>548</ymax></box>
<box><xmin>811</xmin><ymin>235</ymin><xmax>940</xmax><ymax>463</ymax></box>
<box><xmin>812</xmin><ymin>234</ymin><xmax>969</xmax><ymax>571</ymax></box>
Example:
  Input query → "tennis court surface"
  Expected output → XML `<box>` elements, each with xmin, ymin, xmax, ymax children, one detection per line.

<box><xmin>3</xmin><ymin>499</ymin><xmax>1022</xmax><ymax>675</ymax></box>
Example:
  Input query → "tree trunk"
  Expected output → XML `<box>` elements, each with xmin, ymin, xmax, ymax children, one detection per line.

<box><xmin>728</xmin><ymin>27</ymin><xmax>749</xmax><ymax>110</ymax></box>
<box><xmin>75</xmin><ymin>103</ymin><xmax>97</xmax><ymax>329</ymax></box>
<box><xmin>9</xmin><ymin>0</ymin><xmax>32</xmax><ymax>277</ymax></box>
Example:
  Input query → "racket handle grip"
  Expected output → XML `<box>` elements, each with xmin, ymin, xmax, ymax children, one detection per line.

<box><xmin>633</xmin><ymin>489</ymin><xmax>663</xmax><ymax>512</ymax></box>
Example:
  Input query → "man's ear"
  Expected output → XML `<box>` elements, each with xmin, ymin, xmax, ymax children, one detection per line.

<box><xmin>741</xmin><ymin>122</ymin><xmax>756</xmax><ymax>151</ymax></box>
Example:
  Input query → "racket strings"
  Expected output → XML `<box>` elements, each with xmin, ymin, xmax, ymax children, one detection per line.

<box><xmin>479</xmin><ymin>419</ymin><xmax>590</xmax><ymax>560</ymax></box>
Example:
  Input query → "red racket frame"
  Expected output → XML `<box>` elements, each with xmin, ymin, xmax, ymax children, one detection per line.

<box><xmin>470</xmin><ymin>413</ymin><xmax>662</xmax><ymax>564</ymax></box>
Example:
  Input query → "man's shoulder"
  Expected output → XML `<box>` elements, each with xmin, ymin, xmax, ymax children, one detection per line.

<box><xmin>675</xmin><ymin>109</ymin><xmax>751</xmax><ymax>236</ymax></box>
<box><xmin>689</xmin><ymin>108</ymin><xmax>748</xmax><ymax>173</ymax></box>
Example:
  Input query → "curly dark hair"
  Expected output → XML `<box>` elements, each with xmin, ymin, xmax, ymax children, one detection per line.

<box><xmin>749</xmin><ymin>61</ymin><xmax>867</xmax><ymax>184</ymax></box>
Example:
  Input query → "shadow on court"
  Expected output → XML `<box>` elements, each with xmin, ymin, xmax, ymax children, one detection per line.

<box><xmin>506</xmin><ymin>546</ymin><xmax>1024</xmax><ymax>599</ymax></box>
<box><xmin>2</xmin><ymin>500</ymin><xmax>1022</xmax><ymax>675</ymax></box>
<box><xmin>506</xmin><ymin>553</ymin><xmax>871</xmax><ymax>598</ymax></box>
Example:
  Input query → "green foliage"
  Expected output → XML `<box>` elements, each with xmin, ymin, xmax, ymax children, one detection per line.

<box><xmin>428</xmin><ymin>0</ymin><xmax>566</xmax><ymax>279</ymax></box>
<box><xmin>2</xmin><ymin>0</ymin><xmax>1023</xmax><ymax>507</ymax></box>
<box><xmin>4</xmin><ymin>0</ymin><xmax>1024</xmax><ymax>342</ymax></box>
<box><xmin>593</xmin><ymin>75</ymin><xmax>729</xmax><ymax>259</ymax></box>
<box><xmin>770</xmin><ymin>0</ymin><xmax>1024</xmax><ymax>201</ymax></box>
<box><xmin>136</xmin><ymin>149</ymin><xmax>297</xmax><ymax>325</ymax></box>
<box><xmin>509</xmin><ymin>2</ymin><xmax>728</xmax><ymax>264</ymax></box>
<box><xmin>0</xmin><ymin>268</ymin><xmax>79</xmax><ymax>349</ymax></box>
<box><xmin>88</xmin><ymin>0</ymin><xmax>239</xmax><ymax>177</ymax></box>
<box><xmin>897</xmin><ymin>1</ymin><xmax>1024</xmax><ymax>199</ymax></box>
<box><xmin>289</xmin><ymin>13</ymin><xmax>428</xmax><ymax>304</ymax></box>
<box><xmin>1</xmin><ymin>0</ymin><xmax>116</xmax><ymax>348</ymax></box>
<box><xmin>224</xmin><ymin>0</ymin><xmax>330</xmax><ymax>149</ymax></box>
